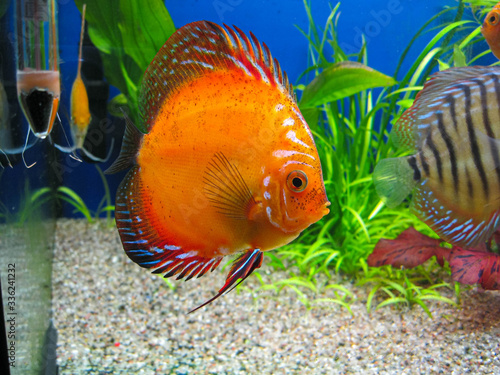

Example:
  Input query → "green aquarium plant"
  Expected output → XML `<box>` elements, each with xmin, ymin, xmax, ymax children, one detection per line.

<box><xmin>6</xmin><ymin>183</ymin><xmax>54</xmax><ymax>226</ymax></box>
<box><xmin>56</xmin><ymin>166</ymin><xmax>115</xmax><ymax>225</ymax></box>
<box><xmin>13</xmin><ymin>166</ymin><xmax>115</xmax><ymax>226</ymax></box>
<box><xmin>260</xmin><ymin>0</ymin><xmax>490</xmax><ymax>315</ymax></box>
<box><xmin>71</xmin><ymin>0</ymin><xmax>493</xmax><ymax>314</ymax></box>
<box><xmin>73</xmin><ymin>0</ymin><xmax>176</xmax><ymax>130</ymax></box>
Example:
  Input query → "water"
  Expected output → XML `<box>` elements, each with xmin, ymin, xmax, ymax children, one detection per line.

<box><xmin>1</xmin><ymin>0</ymin><xmax>59</xmax><ymax>372</ymax></box>
<box><xmin>0</xmin><ymin>0</ymin><xmax>498</xmax><ymax>373</ymax></box>
<box><xmin>1</xmin><ymin>209</ymin><xmax>56</xmax><ymax>373</ymax></box>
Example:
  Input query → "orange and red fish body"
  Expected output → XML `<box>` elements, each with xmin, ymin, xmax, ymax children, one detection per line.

<box><xmin>71</xmin><ymin>4</ymin><xmax>91</xmax><ymax>150</ymax></box>
<box><xmin>373</xmin><ymin>66</ymin><xmax>500</xmax><ymax>249</ymax></box>
<box><xmin>482</xmin><ymin>2</ymin><xmax>500</xmax><ymax>60</ymax></box>
<box><xmin>107</xmin><ymin>21</ymin><xmax>330</xmax><ymax>312</ymax></box>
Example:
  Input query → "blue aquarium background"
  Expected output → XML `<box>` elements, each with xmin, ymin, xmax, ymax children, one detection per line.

<box><xmin>1</xmin><ymin>0</ymin><xmax>485</xmax><ymax>218</ymax></box>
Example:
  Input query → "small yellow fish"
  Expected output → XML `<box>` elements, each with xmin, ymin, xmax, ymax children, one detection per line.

<box><xmin>107</xmin><ymin>21</ymin><xmax>330</xmax><ymax>312</ymax></box>
<box><xmin>482</xmin><ymin>1</ymin><xmax>500</xmax><ymax>60</ymax></box>
<box><xmin>62</xmin><ymin>4</ymin><xmax>112</xmax><ymax>163</ymax></box>
<box><xmin>70</xmin><ymin>3</ymin><xmax>91</xmax><ymax>150</ymax></box>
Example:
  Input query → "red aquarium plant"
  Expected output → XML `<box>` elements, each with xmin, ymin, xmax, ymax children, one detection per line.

<box><xmin>368</xmin><ymin>227</ymin><xmax>500</xmax><ymax>290</ymax></box>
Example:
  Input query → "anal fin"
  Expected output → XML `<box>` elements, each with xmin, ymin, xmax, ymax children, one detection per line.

<box><xmin>411</xmin><ymin>181</ymin><xmax>500</xmax><ymax>248</ymax></box>
<box><xmin>188</xmin><ymin>249</ymin><xmax>263</xmax><ymax>314</ymax></box>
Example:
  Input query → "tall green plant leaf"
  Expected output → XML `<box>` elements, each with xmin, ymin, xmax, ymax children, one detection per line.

<box><xmin>119</xmin><ymin>0</ymin><xmax>175</xmax><ymax>69</ymax></box>
<box><xmin>0</xmin><ymin>0</ymin><xmax>10</xmax><ymax>19</ymax></box>
<box><xmin>73</xmin><ymin>0</ymin><xmax>176</xmax><ymax>130</ymax></box>
<box><xmin>299</xmin><ymin>61</ymin><xmax>397</xmax><ymax>108</ymax></box>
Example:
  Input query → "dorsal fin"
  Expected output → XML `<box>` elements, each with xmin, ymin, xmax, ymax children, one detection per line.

<box><xmin>76</xmin><ymin>4</ymin><xmax>86</xmax><ymax>79</ymax></box>
<box><xmin>413</xmin><ymin>66</ymin><xmax>500</xmax><ymax>111</ymax></box>
<box><xmin>392</xmin><ymin>66</ymin><xmax>500</xmax><ymax>150</ymax></box>
<box><xmin>139</xmin><ymin>20</ymin><xmax>295</xmax><ymax>133</ymax></box>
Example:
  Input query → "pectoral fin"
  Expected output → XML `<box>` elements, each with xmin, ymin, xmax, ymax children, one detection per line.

<box><xmin>204</xmin><ymin>152</ymin><xmax>257</xmax><ymax>220</ymax></box>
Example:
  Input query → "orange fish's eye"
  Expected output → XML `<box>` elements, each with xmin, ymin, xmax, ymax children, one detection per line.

<box><xmin>489</xmin><ymin>12</ymin><xmax>500</xmax><ymax>26</ymax></box>
<box><xmin>287</xmin><ymin>170</ymin><xmax>308</xmax><ymax>193</ymax></box>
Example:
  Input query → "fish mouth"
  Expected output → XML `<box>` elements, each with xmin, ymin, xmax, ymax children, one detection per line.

<box><xmin>322</xmin><ymin>200</ymin><xmax>331</xmax><ymax>216</ymax></box>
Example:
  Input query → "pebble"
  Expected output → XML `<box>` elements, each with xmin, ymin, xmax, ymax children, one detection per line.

<box><xmin>53</xmin><ymin>219</ymin><xmax>500</xmax><ymax>374</ymax></box>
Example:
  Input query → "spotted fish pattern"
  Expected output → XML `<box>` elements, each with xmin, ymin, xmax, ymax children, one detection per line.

<box><xmin>107</xmin><ymin>21</ymin><xmax>329</xmax><ymax>312</ymax></box>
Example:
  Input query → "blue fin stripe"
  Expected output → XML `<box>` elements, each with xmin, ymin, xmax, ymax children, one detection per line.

<box><xmin>127</xmin><ymin>250</ymin><xmax>153</xmax><ymax>255</ymax></box>
<box><xmin>124</xmin><ymin>239</ymin><xmax>148</xmax><ymax>244</ymax></box>
<box><xmin>229</xmin><ymin>249</ymin><xmax>259</xmax><ymax>280</ymax></box>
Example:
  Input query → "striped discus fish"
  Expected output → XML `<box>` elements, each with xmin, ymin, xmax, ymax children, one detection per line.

<box><xmin>373</xmin><ymin>66</ymin><xmax>500</xmax><ymax>248</ymax></box>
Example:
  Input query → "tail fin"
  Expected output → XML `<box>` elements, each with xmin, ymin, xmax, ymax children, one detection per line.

<box><xmin>373</xmin><ymin>156</ymin><xmax>417</xmax><ymax>208</ymax></box>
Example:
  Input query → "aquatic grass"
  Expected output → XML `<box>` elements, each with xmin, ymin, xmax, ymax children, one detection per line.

<box><xmin>358</xmin><ymin>259</ymin><xmax>458</xmax><ymax>318</ymax></box>
<box><xmin>57</xmin><ymin>186</ymin><xmax>93</xmax><ymax>222</ymax></box>
<box><xmin>55</xmin><ymin>185</ymin><xmax>112</xmax><ymax>223</ymax></box>
<box><xmin>246</xmin><ymin>269</ymin><xmax>356</xmax><ymax>315</ymax></box>
<box><xmin>12</xmin><ymin>165</ymin><xmax>116</xmax><ymax>225</ymax></box>
<box><xmin>12</xmin><ymin>184</ymin><xmax>54</xmax><ymax>226</ymax></box>
<box><xmin>94</xmin><ymin>165</ymin><xmax>115</xmax><ymax>227</ymax></box>
<box><xmin>0</xmin><ymin>170</ymin><xmax>14</xmax><ymax>223</ymax></box>
<box><xmin>312</xmin><ymin>284</ymin><xmax>356</xmax><ymax>315</ymax></box>
<box><xmin>56</xmin><ymin>166</ymin><xmax>115</xmax><ymax>224</ymax></box>
<box><xmin>265</xmin><ymin>0</ymin><xmax>488</xmax><ymax>315</ymax></box>
<box><xmin>161</xmin><ymin>278</ymin><xmax>177</xmax><ymax>291</ymax></box>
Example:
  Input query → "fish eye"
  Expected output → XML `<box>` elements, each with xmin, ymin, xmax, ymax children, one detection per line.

<box><xmin>287</xmin><ymin>170</ymin><xmax>308</xmax><ymax>193</ymax></box>
<box><xmin>489</xmin><ymin>12</ymin><xmax>500</xmax><ymax>26</ymax></box>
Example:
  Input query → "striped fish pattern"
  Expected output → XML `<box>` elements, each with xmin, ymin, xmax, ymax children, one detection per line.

<box><xmin>107</xmin><ymin>21</ymin><xmax>329</xmax><ymax>313</ymax></box>
<box><xmin>373</xmin><ymin>66</ymin><xmax>500</xmax><ymax>248</ymax></box>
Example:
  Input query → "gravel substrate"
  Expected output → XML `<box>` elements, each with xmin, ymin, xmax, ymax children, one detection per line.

<box><xmin>52</xmin><ymin>219</ymin><xmax>500</xmax><ymax>374</ymax></box>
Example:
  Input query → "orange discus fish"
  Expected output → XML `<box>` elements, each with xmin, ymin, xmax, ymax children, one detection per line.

<box><xmin>70</xmin><ymin>4</ymin><xmax>91</xmax><ymax>150</ymax></box>
<box><xmin>482</xmin><ymin>1</ymin><xmax>500</xmax><ymax>60</ymax></box>
<box><xmin>107</xmin><ymin>21</ymin><xmax>330</xmax><ymax>313</ymax></box>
